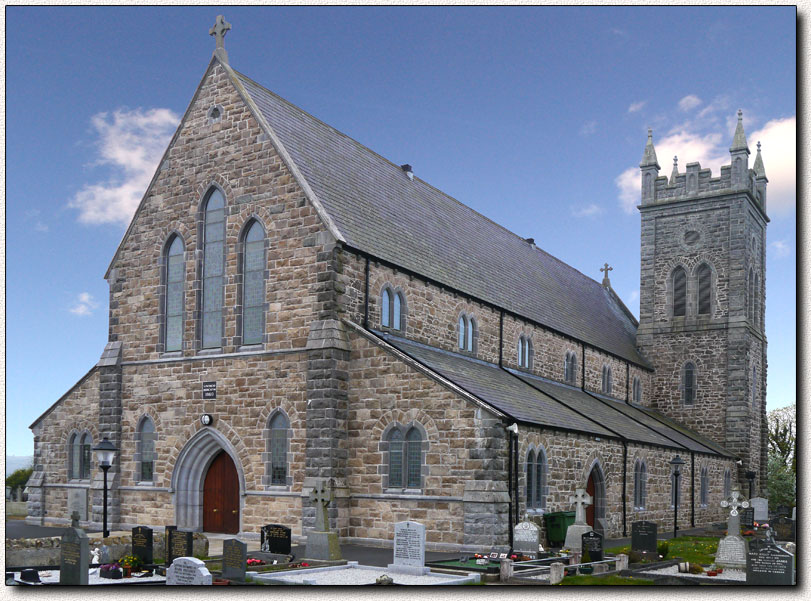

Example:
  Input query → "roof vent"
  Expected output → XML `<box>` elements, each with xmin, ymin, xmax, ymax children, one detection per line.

<box><xmin>526</xmin><ymin>237</ymin><xmax>535</xmax><ymax>245</ymax></box>
<box><xmin>401</xmin><ymin>164</ymin><xmax>414</xmax><ymax>181</ymax></box>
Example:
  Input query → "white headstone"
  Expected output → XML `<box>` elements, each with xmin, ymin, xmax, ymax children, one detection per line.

<box><xmin>513</xmin><ymin>521</ymin><xmax>541</xmax><ymax>556</ymax></box>
<box><xmin>387</xmin><ymin>521</ymin><xmax>429</xmax><ymax>575</ymax></box>
<box><xmin>166</xmin><ymin>557</ymin><xmax>212</xmax><ymax>585</ymax></box>
<box><xmin>67</xmin><ymin>489</ymin><xmax>88</xmax><ymax>521</ymax></box>
<box><xmin>749</xmin><ymin>497</ymin><xmax>768</xmax><ymax>522</ymax></box>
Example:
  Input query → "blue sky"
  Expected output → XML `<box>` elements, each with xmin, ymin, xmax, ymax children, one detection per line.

<box><xmin>6</xmin><ymin>6</ymin><xmax>796</xmax><ymax>456</ymax></box>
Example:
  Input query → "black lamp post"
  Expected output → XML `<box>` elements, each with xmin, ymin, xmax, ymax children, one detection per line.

<box><xmin>93</xmin><ymin>437</ymin><xmax>117</xmax><ymax>538</ymax></box>
<box><xmin>670</xmin><ymin>455</ymin><xmax>685</xmax><ymax>540</ymax></box>
<box><xmin>745</xmin><ymin>470</ymin><xmax>756</xmax><ymax>499</ymax></box>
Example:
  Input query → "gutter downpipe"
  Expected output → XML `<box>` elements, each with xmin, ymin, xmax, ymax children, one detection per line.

<box><xmin>622</xmin><ymin>442</ymin><xmax>628</xmax><ymax>537</ymax></box>
<box><xmin>508</xmin><ymin>426</ymin><xmax>514</xmax><ymax>549</ymax></box>
<box><xmin>691</xmin><ymin>452</ymin><xmax>695</xmax><ymax>528</ymax></box>
<box><xmin>363</xmin><ymin>257</ymin><xmax>370</xmax><ymax>328</ymax></box>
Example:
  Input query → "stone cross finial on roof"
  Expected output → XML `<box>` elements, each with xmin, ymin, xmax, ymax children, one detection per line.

<box><xmin>600</xmin><ymin>263</ymin><xmax>613</xmax><ymax>288</ymax></box>
<box><xmin>570</xmin><ymin>488</ymin><xmax>592</xmax><ymax>525</ymax></box>
<box><xmin>209</xmin><ymin>15</ymin><xmax>232</xmax><ymax>62</ymax></box>
<box><xmin>309</xmin><ymin>479</ymin><xmax>334</xmax><ymax>532</ymax></box>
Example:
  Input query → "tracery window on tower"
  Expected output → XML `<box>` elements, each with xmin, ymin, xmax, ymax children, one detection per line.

<box><xmin>241</xmin><ymin>219</ymin><xmax>266</xmax><ymax>345</ymax></box>
<box><xmin>682</xmin><ymin>361</ymin><xmax>697</xmax><ymax>405</ymax></box>
<box><xmin>163</xmin><ymin>235</ymin><xmax>185</xmax><ymax>352</ymax></box>
<box><xmin>201</xmin><ymin>187</ymin><xmax>225</xmax><ymax>349</ymax></box>
<box><xmin>696</xmin><ymin>263</ymin><xmax>712</xmax><ymax>315</ymax></box>
<box><xmin>672</xmin><ymin>266</ymin><xmax>687</xmax><ymax>317</ymax></box>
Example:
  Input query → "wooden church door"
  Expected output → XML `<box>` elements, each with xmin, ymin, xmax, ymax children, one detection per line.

<box><xmin>203</xmin><ymin>451</ymin><xmax>239</xmax><ymax>533</ymax></box>
<box><xmin>586</xmin><ymin>471</ymin><xmax>596</xmax><ymax>528</ymax></box>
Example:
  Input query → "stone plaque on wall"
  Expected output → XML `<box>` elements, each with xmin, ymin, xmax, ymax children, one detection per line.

<box><xmin>67</xmin><ymin>489</ymin><xmax>88</xmax><ymax>522</ymax></box>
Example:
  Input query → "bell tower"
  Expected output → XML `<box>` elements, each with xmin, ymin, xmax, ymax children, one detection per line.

<box><xmin>636</xmin><ymin>113</ymin><xmax>769</xmax><ymax>492</ymax></box>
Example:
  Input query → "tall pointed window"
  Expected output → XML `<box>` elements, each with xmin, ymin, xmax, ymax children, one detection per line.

<box><xmin>202</xmin><ymin>188</ymin><xmax>225</xmax><ymax>348</ymax></box>
<box><xmin>136</xmin><ymin>417</ymin><xmax>156</xmax><ymax>482</ymax></box>
<box><xmin>564</xmin><ymin>351</ymin><xmax>578</xmax><ymax>384</ymax></box>
<box><xmin>748</xmin><ymin>267</ymin><xmax>755</xmax><ymax>322</ymax></box>
<box><xmin>380</xmin><ymin>287</ymin><xmax>405</xmax><ymax>331</ymax></box>
<box><xmin>673</xmin><ymin>267</ymin><xmax>687</xmax><ymax>316</ymax></box>
<box><xmin>241</xmin><ymin>220</ymin><xmax>265</xmax><ymax>345</ymax></box>
<box><xmin>634</xmin><ymin>459</ymin><xmax>647</xmax><ymax>510</ymax></box>
<box><xmin>458</xmin><ymin>314</ymin><xmax>475</xmax><ymax>353</ymax></box>
<box><xmin>723</xmin><ymin>468</ymin><xmax>731</xmax><ymax>498</ymax></box>
<box><xmin>164</xmin><ymin>236</ymin><xmax>185</xmax><ymax>352</ymax></box>
<box><xmin>752</xmin><ymin>366</ymin><xmax>757</xmax><ymax>406</ymax></box>
<box><xmin>700</xmin><ymin>467</ymin><xmax>709</xmax><ymax>507</ymax></box>
<box><xmin>382</xmin><ymin>289</ymin><xmax>392</xmax><ymax>328</ymax></box>
<box><xmin>518</xmin><ymin>336</ymin><xmax>532</xmax><ymax>369</ymax></box>
<box><xmin>697</xmin><ymin>263</ymin><xmax>712</xmax><ymax>315</ymax></box>
<box><xmin>393</xmin><ymin>292</ymin><xmax>402</xmax><ymax>331</ymax></box>
<box><xmin>526</xmin><ymin>450</ymin><xmax>535</xmax><ymax>508</ymax></box>
<box><xmin>682</xmin><ymin>361</ymin><xmax>696</xmax><ymax>405</ymax></box>
<box><xmin>70</xmin><ymin>432</ymin><xmax>92</xmax><ymax>480</ymax></box>
<box><xmin>526</xmin><ymin>448</ymin><xmax>547</xmax><ymax>510</ymax></box>
<box><xmin>388</xmin><ymin>429</ymin><xmax>403</xmax><ymax>489</ymax></box>
<box><xmin>754</xmin><ymin>273</ymin><xmax>760</xmax><ymax>328</ymax></box>
<box><xmin>406</xmin><ymin>428</ymin><xmax>422</xmax><ymax>488</ymax></box>
<box><xmin>268</xmin><ymin>412</ymin><xmax>289</xmax><ymax>486</ymax></box>
<box><xmin>385</xmin><ymin>425</ymin><xmax>424</xmax><ymax>489</ymax></box>
<box><xmin>632</xmin><ymin>376</ymin><xmax>642</xmax><ymax>403</ymax></box>
<box><xmin>601</xmin><ymin>365</ymin><xmax>613</xmax><ymax>395</ymax></box>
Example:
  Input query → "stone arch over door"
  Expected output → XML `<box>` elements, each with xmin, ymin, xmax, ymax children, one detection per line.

<box><xmin>170</xmin><ymin>427</ymin><xmax>246</xmax><ymax>532</ymax></box>
<box><xmin>585</xmin><ymin>460</ymin><xmax>607</xmax><ymax>534</ymax></box>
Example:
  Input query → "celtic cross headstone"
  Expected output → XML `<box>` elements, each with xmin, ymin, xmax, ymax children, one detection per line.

<box><xmin>570</xmin><ymin>488</ymin><xmax>592</xmax><ymax>525</ymax></box>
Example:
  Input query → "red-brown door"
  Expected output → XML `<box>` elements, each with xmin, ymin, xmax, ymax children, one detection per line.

<box><xmin>203</xmin><ymin>451</ymin><xmax>239</xmax><ymax>533</ymax></box>
<box><xmin>586</xmin><ymin>471</ymin><xmax>596</xmax><ymax>528</ymax></box>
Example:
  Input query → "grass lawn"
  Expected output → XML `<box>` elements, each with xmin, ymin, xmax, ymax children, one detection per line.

<box><xmin>560</xmin><ymin>574</ymin><xmax>655</xmax><ymax>585</ymax></box>
<box><xmin>605</xmin><ymin>536</ymin><xmax>719</xmax><ymax>565</ymax></box>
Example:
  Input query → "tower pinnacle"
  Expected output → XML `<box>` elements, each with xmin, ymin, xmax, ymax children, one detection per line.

<box><xmin>670</xmin><ymin>156</ymin><xmax>679</xmax><ymax>184</ymax></box>
<box><xmin>753</xmin><ymin>141</ymin><xmax>767</xmax><ymax>178</ymax></box>
<box><xmin>640</xmin><ymin>128</ymin><xmax>660</xmax><ymax>169</ymax></box>
<box><xmin>730</xmin><ymin>109</ymin><xmax>750</xmax><ymax>153</ymax></box>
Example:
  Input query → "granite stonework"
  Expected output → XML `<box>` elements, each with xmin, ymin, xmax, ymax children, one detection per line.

<box><xmin>166</xmin><ymin>557</ymin><xmax>212</xmax><ymax>586</ymax></box>
<box><xmin>747</xmin><ymin>543</ymin><xmax>794</xmax><ymax>585</ymax></box>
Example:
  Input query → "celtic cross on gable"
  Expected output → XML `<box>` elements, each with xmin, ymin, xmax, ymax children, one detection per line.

<box><xmin>600</xmin><ymin>263</ymin><xmax>613</xmax><ymax>287</ymax></box>
<box><xmin>309</xmin><ymin>479</ymin><xmax>334</xmax><ymax>532</ymax></box>
<box><xmin>720</xmin><ymin>487</ymin><xmax>749</xmax><ymax>517</ymax></box>
<box><xmin>570</xmin><ymin>488</ymin><xmax>592</xmax><ymax>525</ymax></box>
<box><xmin>209</xmin><ymin>15</ymin><xmax>231</xmax><ymax>50</ymax></box>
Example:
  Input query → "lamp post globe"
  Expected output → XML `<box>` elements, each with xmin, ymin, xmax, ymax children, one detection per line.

<box><xmin>670</xmin><ymin>456</ymin><xmax>685</xmax><ymax>540</ymax></box>
<box><xmin>92</xmin><ymin>437</ymin><xmax>118</xmax><ymax>538</ymax></box>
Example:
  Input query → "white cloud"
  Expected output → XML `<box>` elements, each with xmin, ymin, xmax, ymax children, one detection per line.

<box><xmin>69</xmin><ymin>292</ymin><xmax>99</xmax><ymax>316</ymax></box>
<box><xmin>610</xmin><ymin>28</ymin><xmax>628</xmax><ymax>37</ymax></box>
<box><xmin>580</xmin><ymin>120</ymin><xmax>598</xmax><ymax>136</ymax></box>
<box><xmin>69</xmin><ymin>107</ymin><xmax>180</xmax><ymax>225</ymax></box>
<box><xmin>571</xmin><ymin>203</ymin><xmax>604</xmax><ymax>218</ymax></box>
<box><xmin>628</xmin><ymin>101</ymin><xmax>646</xmax><ymax>114</ymax></box>
<box><xmin>24</xmin><ymin>208</ymin><xmax>49</xmax><ymax>232</ymax></box>
<box><xmin>678</xmin><ymin>95</ymin><xmax>702</xmax><ymax>112</ymax></box>
<box><xmin>749</xmin><ymin>116</ymin><xmax>796</xmax><ymax>214</ymax></box>
<box><xmin>771</xmin><ymin>240</ymin><xmax>791</xmax><ymax>258</ymax></box>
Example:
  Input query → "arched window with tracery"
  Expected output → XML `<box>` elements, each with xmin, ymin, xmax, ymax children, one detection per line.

<box><xmin>385</xmin><ymin>425</ymin><xmax>425</xmax><ymax>490</ymax></box>
<box><xmin>69</xmin><ymin>432</ymin><xmax>92</xmax><ymax>480</ymax></box>
<box><xmin>518</xmin><ymin>336</ymin><xmax>532</xmax><ymax>369</ymax></box>
<box><xmin>163</xmin><ymin>235</ymin><xmax>185</xmax><ymax>352</ymax></box>
<box><xmin>381</xmin><ymin>287</ymin><xmax>405</xmax><ymax>331</ymax></box>
<box><xmin>673</xmin><ymin>267</ymin><xmax>687</xmax><ymax>317</ymax></box>
<box><xmin>201</xmin><ymin>187</ymin><xmax>225</xmax><ymax>348</ymax></box>
<box><xmin>241</xmin><ymin>220</ymin><xmax>266</xmax><ymax>345</ymax></box>
<box><xmin>526</xmin><ymin>447</ymin><xmax>547</xmax><ymax>510</ymax></box>
<box><xmin>697</xmin><ymin>263</ymin><xmax>712</xmax><ymax>315</ymax></box>
<box><xmin>458</xmin><ymin>314</ymin><xmax>476</xmax><ymax>353</ymax></box>
<box><xmin>602</xmin><ymin>365</ymin><xmax>613</xmax><ymax>395</ymax></box>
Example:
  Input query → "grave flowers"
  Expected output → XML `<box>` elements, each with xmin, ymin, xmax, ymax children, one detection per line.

<box><xmin>100</xmin><ymin>563</ymin><xmax>123</xmax><ymax>579</ymax></box>
<box><xmin>119</xmin><ymin>554</ymin><xmax>141</xmax><ymax>578</ymax></box>
<box><xmin>246</xmin><ymin>558</ymin><xmax>265</xmax><ymax>567</ymax></box>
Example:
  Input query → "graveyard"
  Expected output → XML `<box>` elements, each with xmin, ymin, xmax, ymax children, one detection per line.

<box><xmin>6</xmin><ymin>479</ymin><xmax>796</xmax><ymax>586</ymax></box>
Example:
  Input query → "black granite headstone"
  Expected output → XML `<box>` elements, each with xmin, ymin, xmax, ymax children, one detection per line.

<box><xmin>132</xmin><ymin>526</ymin><xmax>154</xmax><ymax>565</ymax></box>
<box><xmin>60</xmin><ymin>514</ymin><xmax>89</xmax><ymax>585</ymax></box>
<box><xmin>164</xmin><ymin>525</ymin><xmax>177</xmax><ymax>566</ymax></box>
<box><xmin>167</xmin><ymin>530</ymin><xmax>194</xmax><ymax>565</ymax></box>
<box><xmin>772</xmin><ymin>516</ymin><xmax>795</xmax><ymax>542</ymax></box>
<box><xmin>631</xmin><ymin>521</ymin><xmax>658</xmax><ymax>555</ymax></box>
<box><xmin>775</xmin><ymin>505</ymin><xmax>791</xmax><ymax>517</ymax></box>
<box><xmin>261</xmin><ymin>524</ymin><xmax>291</xmax><ymax>555</ymax></box>
<box><xmin>741</xmin><ymin>507</ymin><xmax>755</xmax><ymax>529</ymax></box>
<box><xmin>581</xmin><ymin>530</ymin><xmax>603</xmax><ymax>562</ymax></box>
<box><xmin>221</xmin><ymin>539</ymin><xmax>247</xmax><ymax>582</ymax></box>
<box><xmin>746</xmin><ymin>544</ymin><xmax>794</xmax><ymax>585</ymax></box>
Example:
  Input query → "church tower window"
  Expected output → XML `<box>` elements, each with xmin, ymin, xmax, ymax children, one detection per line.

<box><xmin>672</xmin><ymin>267</ymin><xmax>687</xmax><ymax>316</ymax></box>
<box><xmin>754</xmin><ymin>273</ymin><xmax>760</xmax><ymax>328</ymax></box>
<box><xmin>201</xmin><ymin>187</ymin><xmax>225</xmax><ymax>349</ymax></box>
<box><xmin>699</xmin><ymin>466</ymin><xmax>709</xmax><ymax>507</ymax></box>
<box><xmin>601</xmin><ymin>365</ymin><xmax>613</xmax><ymax>395</ymax></box>
<box><xmin>163</xmin><ymin>235</ymin><xmax>185</xmax><ymax>352</ymax></box>
<box><xmin>136</xmin><ymin>416</ymin><xmax>156</xmax><ymax>482</ymax></box>
<box><xmin>268</xmin><ymin>412</ymin><xmax>290</xmax><ymax>486</ymax></box>
<box><xmin>241</xmin><ymin>220</ymin><xmax>266</xmax><ymax>345</ymax></box>
<box><xmin>632</xmin><ymin>377</ymin><xmax>642</xmax><ymax>403</ymax></box>
<box><xmin>752</xmin><ymin>366</ymin><xmax>757</xmax><ymax>406</ymax></box>
<box><xmin>696</xmin><ymin>263</ymin><xmax>712</xmax><ymax>315</ymax></box>
<box><xmin>633</xmin><ymin>459</ymin><xmax>647</xmax><ymax>510</ymax></box>
<box><xmin>748</xmin><ymin>267</ymin><xmax>755</xmax><ymax>322</ymax></box>
<box><xmin>682</xmin><ymin>361</ymin><xmax>696</xmax><ymax>405</ymax></box>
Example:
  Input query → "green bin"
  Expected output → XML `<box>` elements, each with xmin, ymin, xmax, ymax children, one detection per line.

<box><xmin>543</xmin><ymin>511</ymin><xmax>576</xmax><ymax>546</ymax></box>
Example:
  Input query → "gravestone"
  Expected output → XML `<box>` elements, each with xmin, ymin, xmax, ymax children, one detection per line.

<box><xmin>167</xmin><ymin>530</ymin><xmax>194</xmax><ymax>566</ymax></box>
<box><xmin>776</xmin><ymin>505</ymin><xmax>791</xmax><ymax>517</ymax></box>
<box><xmin>166</xmin><ymin>556</ymin><xmax>212</xmax><ymax>585</ymax></box>
<box><xmin>67</xmin><ymin>489</ymin><xmax>88</xmax><ymax>522</ymax></box>
<box><xmin>716</xmin><ymin>488</ymin><xmax>749</xmax><ymax>569</ymax></box>
<box><xmin>221</xmin><ymin>539</ymin><xmax>247</xmax><ymax>582</ymax></box>
<box><xmin>581</xmin><ymin>530</ymin><xmax>603</xmax><ymax>562</ymax></box>
<box><xmin>304</xmin><ymin>479</ymin><xmax>341</xmax><ymax>560</ymax></box>
<box><xmin>741</xmin><ymin>507</ymin><xmax>755</xmax><ymax>530</ymax></box>
<box><xmin>60</xmin><ymin>512</ymin><xmax>89</xmax><ymax>585</ymax></box>
<box><xmin>563</xmin><ymin>488</ymin><xmax>593</xmax><ymax>552</ymax></box>
<box><xmin>749</xmin><ymin>497</ymin><xmax>768</xmax><ymax>522</ymax></box>
<box><xmin>513</xmin><ymin>521</ymin><xmax>541</xmax><ymax>558</ymax></box>
<box><xmin>631</xmin><ymin>520</ymin><xmax>658</xmax><ymax>556</ymax></box>
<box><xmin>261</xmin><ymin>523</ymin><xmax>291</xmax><ymax>554</ymax></box>
<box><xmin>164</xmin><ymin>525</ymin><xmax>177</xmax><ymax>566</ymax></box>
<box><xmin>132</xmin><ymin>526</ymin><xmax>154</xmax><ymax>565</ymax></box>
<box><xmin>387</xmin><ymin>520</ymin><xmax>429</xmax><ymax>575</ymax></box>
<box><xmin>746</xmin><ymin>543</ymin><xmax>794</xmax><ymax>585</ymax></box>
<box><xmin>772</xmin><ymin>516</ymin><xmax>795</xmax><ymax>542</ymax></box>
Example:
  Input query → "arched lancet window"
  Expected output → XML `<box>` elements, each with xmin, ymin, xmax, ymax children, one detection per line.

<box><xmin>673</xmin><ymin>267</ymin><xmax>687</xmax><ymax>316</ymax></box>
<box><xmin>268</xmin><ymin>412</ymin><xmax>290</xmax><ymax>486</ymax></box>
<box><xmin>602</xmin><ymin>365</ymin><xmax>612</xmax><ymax>395</ymax></box>
<box><xmin>202</xmin><ymin>188</ymin><xmax>225</xmax><ymax>348</ymax></box>
<box><xmin>723</xmin><ymin>468</ymin><xmax>731</xmax><ymax>498</ymax></box>
<box><xmin>632</xmin><ymin>376</ymin><xmax>642</xmax><ymax>403</ymax></box>
<box><xmin>388</xmin><ymin>429</ymin><xmax>404</xmax><ymax>488</ymax></box>
<box><xmin>393</xmin><ymin>292</ymin><xmax>403</xmax><ymax>331</ymax></box>
<box><xmin>518</xmin><ymin>336</ymin><xmax>532</xmax><ymax>369</ymax></box>
<box><xmin>136</xmin><ymin>417</ymin><xmax>156</xmax><ymax>482</ymax></box>
<box><xmin>241</xmin><ymin>220</ymin><xmax>266</xmax><ymax>345</ymax></box>
<box><xmin>458</xmin><ymin>315</ymin><xmax>466</xmax><ymax>350</ymax></box>
<box><xmin>700</xmin><ymin>467</ymin><xmax>709</xmax><ymax>507</ymax></box>
<box><xmin>526</xmin><ymin>447</ymin><xmax>547</xmax><ymax>510</ymax></box>
<box><xmin>564</xmin><ymin>351</ymin><xmax>578</xmax><ymax>384</ymax></box>
<box><xmin>406</xmin><ymin>428</ymin><xmax>422</xmax><ymax>488</ymax></box>
<box><xmin>634</xmin><ymin>459</ymin><xmax>647</xmax><ymax>510</ymax></box>
<box><xmin>682</xmin><ymin>361</ymin><xmax>696</xmax><ymax>405</ymax></box>
<box><xmin>754</xmin><ymin>273</ymin><xmax>760</xmax><ymax>328</ymax></box>
<box><xmin>526</xmin><ymin>450</ymin><xmax>536</xmax><ymax>508</ymax></box>
<box><xmin>458</xmin><ymin>314</ymin><xmax>475</xmax><ymax>353</ymax></box>
<box><xmin>671</xmin><ymin>462</ymin><xmax>682</xmax><ymax>508</ymax></box>
<box><xmin>71</xmin><ymin>432</ymin><xmax>92</xmax><ymax>480</ymax></box>
<box><xmin>748</xmin><ymin>267</ymin><xmax>755</xmax><ymax>322</ymax></box>
<box><xmin>697</xmin><ymin>263</ymin><xmax>712</xmax><ymax>315</ymax></box>
<box><xmin>386</xmin><ymin>425</ymin><xmax>425</xmax><ymax>489</ymax></box>
<box><xmin>382</xmin><ymin>288</ymin><xmax>392</xmax><ymax>328</ymax></box>
<box><xmin>164</xmin><ymin>235</ymin><xmax>185</xmax><ymax>352</ymax></box>
<box><xmin>752</xmin><ymin>366</ymin><xmax>757</xmax><ymax>406</ymax></box>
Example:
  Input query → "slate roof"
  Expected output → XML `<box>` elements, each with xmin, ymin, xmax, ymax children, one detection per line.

<box><xmin>382</xmin><ymin>334</ymin><xmax>727</xmax><ymax>456</ymax></box>
<box><xmin>236</xmin><ymin>70</ymin><xmax>651</xmax><ymax>369</ymax></box>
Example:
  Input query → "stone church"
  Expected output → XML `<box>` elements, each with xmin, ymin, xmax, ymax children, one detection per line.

<box><xmin>26</xmin><ymin>19</ymin><xmax>768</xmax><ymax>551</ymax></box>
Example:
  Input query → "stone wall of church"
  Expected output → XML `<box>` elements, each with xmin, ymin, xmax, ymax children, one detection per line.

<box><xmin>108</xmin><ymin>61</ymin><xmax>334</xmax><ymax>364</ymax></box>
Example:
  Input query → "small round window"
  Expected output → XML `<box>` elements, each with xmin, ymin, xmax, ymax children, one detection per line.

<box><xmin>207</xmin><ymin>104</ymin><xmax>224</xmax><ymax>124</ymax></box>
<box><xmin>683</xmin><ymin>230</ymin><xmax>701</xmax><ymax>246</ymax></box>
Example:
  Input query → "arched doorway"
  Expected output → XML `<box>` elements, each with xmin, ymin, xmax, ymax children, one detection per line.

<box><xmin>586</xmin><ymin>463</ymin><xmax>606</xmax><ymax>533</ymax></box>
<box><xmin>203</xmin><ymin>451</ymin><xmax>239</xmax><ymax>533</ymax></box>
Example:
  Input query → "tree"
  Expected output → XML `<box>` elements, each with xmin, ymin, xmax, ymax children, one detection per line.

<box><xmin>767</xmin><ymin>404</ymin><xmax>796</xmax><ymax>506</ymax></box>
<box><xmin>766</xmin><ymin>454</ymin><xmax>795</xmax><ymax>508</ymax></box>
<box><xmin>6</xmin><ymin>467</ymin><xmax>33</xmax><ymax>491</ymax></box>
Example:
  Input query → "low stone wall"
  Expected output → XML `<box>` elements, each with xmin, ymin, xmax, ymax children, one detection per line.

<box><xmin>6</xmin><ymin>501</ymin><xmax>27</xmax><ymax>516</ymax></box>
<box><xmin>5</xmin><ymin>532</ymin><xmax>208</xmax><ymax>568</ymax></box>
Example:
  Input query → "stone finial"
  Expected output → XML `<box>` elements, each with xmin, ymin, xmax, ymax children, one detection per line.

<box><xmin>730</xmin><ymin>109</ymin><xmax>750</xmax><ymax>153</ymax></box>
<box><xmin>600</xmin><ymin>263</ymin><xmax>613</xmax><ymax>289</ymax></box>
<box><xmin>209</xmin><ymin>15</ymin><xmax>232</xmax><ymax>62</ymax></box>
<box><xmin>753</xmin><ymin>141</ymin><xmax>767</xmax><ymax>178</ymax></box>
<box><xmin>670</xmin><ymin>155</ymin><xmax>679</xmax><ymax>184</ymax></box>
<box><xmin>639</xmin><ymin>128</ymin><xmax>660</xmax><ymax>169</ymax></box>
